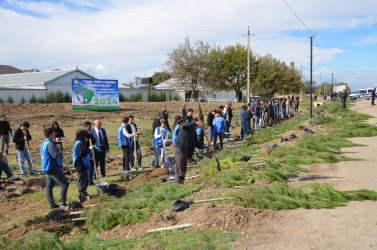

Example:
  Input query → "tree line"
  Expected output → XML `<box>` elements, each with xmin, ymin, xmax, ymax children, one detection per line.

<box><xmin>165</xmin><ymin>37</ymin><xmax>304</xmax><ymax>101</ymax></box>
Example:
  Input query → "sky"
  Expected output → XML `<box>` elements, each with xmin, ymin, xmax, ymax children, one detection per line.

<box><xmin>1</xmin><ymin>0</ymin><xmax>377</xmax><ymax>91</ymax></box>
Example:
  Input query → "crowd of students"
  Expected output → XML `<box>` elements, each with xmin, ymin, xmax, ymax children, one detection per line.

<box><xmin>0</xmin><ymin>97</ymin><xmax>301</xmax><ymax>207</ymax></box>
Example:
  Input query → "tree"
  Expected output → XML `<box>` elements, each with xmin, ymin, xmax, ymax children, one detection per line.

<box><xmin>56</xmin><ymin>90</ymin><xmax>64</xmax><ymax>103</ymax></box>
<box><xmin>207</xmin><ymin>43</ymin><xmax>252</xmax><ymax>101</ymax></box>
<box><xmin>148</xmin><ymin>85</ymin><xmax>151</xmax><ymax>102</ymax></box>
<box><xmin>251</xmin><ymin>55</ymin><xmax>302</xmax><ymax>98</ymax></box>
<box><xmin>6</xmin><ymin>95</ymin><xmax>14</xmax><ymax>103</ymax></box>
<box><xmin>20</xmin><ymin>96</ymin><xmax>26</xmax><ymax>104</ymax></box>
<box><xmin>30</xmin><ymin>94</ymin><xmax>37</xmax><ymax>103</ymax></box>
<box><xmin>160</xmin><ymin>89</ymin><xmax>164</xmax><ymax>101</ymax></box>
<box><xmin>152</xmin><ymin>71</ymin><xmax>171</xmax><ymax>86</ymax></box>
<box><xmin>166</xmin><ymin>37</ymin><xmax>213</xmax><ymax>102</ymax></box>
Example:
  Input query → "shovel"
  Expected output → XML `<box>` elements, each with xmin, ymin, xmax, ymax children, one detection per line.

<box><xmin>172</xmin><ymin>197</ymin><xmax>232</xmax><ymax>212</ymax></box>
<box><xmin>89</xmin><ymin>141</ymin><xmax>101</xmax><ymax>195</ymax></box>
<box><xmin>133</xmin><ymin>132</ymin><xmax>139</xmax><ymax>176</ymax></box>
<box><xmin>62</xmin><ymin>156</ymin><xmax>87</xmax><ymax>203</ymax></box>
<box><xmin>201</xmin><ymin>125</ymin><xmax>221</xmax><ymax>172</ymax></box>
<box><xmin>24</xmin><ymin>139</ymin><xmax>37</xmax><ymax>176</ymax></box>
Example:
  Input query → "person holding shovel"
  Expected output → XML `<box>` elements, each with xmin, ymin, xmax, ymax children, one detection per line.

<box><xmin>83</xmin><ymin>121</ymin><xmax>96</xmax><ymax>185</ymax></box>
<box><xmin>40</xmin><ymin>127</ymin><xmax>69</xmax><ymax>209</ymax></box>
<box><xmin>118</xmin><ymin>117</ymin><xmax>132</xmax><ymax>171</ymax></box>
<box><xmin>0</xmin><ymin>114</ymin><xmax>12</xmax><ymax>156</ymax></box>
<box><xmin>174</xmin><ymin>119</ymin><xmax>207</xmax><ymax>184</ymax></box>
<box><xmin>13</xmin><ymin>122</ymin><xmax>36</xmax><ymax>177</ymax></box>
<box><xmin>125</xmin><ymin>115</ymin><xmax>142</xmax><ymax>170</ymax></box>
<box><xmin>154</xmin><ymin>120</ymin><xmax>169</xmax><ymax>168</ymax></box>
<box><xmin>73</xmin><ymin>130</ymin><xmax>94</xmax><ymax>201</ymax></box>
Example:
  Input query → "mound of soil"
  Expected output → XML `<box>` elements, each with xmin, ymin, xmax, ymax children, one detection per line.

<box><xmin>99</xmin><ymin>203</ymin><xmax>271</xmax><ymax>239</ymax></box>
<box><xmin>126</xmin><ymin>167</ymin><xmax>170</xmax><ymax>185</ymax></box>
<box><xmin>0</xmin><ymin>176</ymin><xmax>47</xmax><ymax>200</ymax></box>
<box><xmin>148</xmin><ymin>167</ymin><xmax>169</xmax><ymax>177</ymax></box>
<box><xmin>8</xmin><ymin>221</ymin><xmax>85</xmax><ymax>240</ymax></box>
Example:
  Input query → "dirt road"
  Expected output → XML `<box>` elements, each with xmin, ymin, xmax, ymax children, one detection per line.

<box><xmin>232</xmin><ymin>100</ymin><xmax>377</xmax><ymax>250</ymax></box>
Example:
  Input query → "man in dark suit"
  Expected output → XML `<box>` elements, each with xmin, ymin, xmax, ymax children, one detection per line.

<box><xmin>83</xmin><ymin>121</ymin><xmax>96</xmax><ymax>185</ymax></box>
<box><xmin>341</xmin><ymin>89</ymin><xmax>347</xmax><ymax>108</ymax></box>
<box><xmin>90</xmin><ymin>119</ymin><xmax>109</xmax><ymax>178</ymax></box>
<box><xmin>371</xmin><ymin>88</ymin><xmax>376</xmax><ymax>105</ymax></box>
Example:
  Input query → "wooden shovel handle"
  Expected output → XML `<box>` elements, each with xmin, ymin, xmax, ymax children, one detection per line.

<box><xmin>194</xmin><ymin>197</ymin><xmax>233</xmax><ymax>204</ymax></box>
<box><xmin>201</xmin><ymin>125</ymin><xmax>216</xmax><ymax>159</ymax></box>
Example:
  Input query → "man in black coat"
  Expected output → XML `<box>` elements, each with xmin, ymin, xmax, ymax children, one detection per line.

<box><xmin>341</xmin><ymin>89</ymin><xmax>347</xmax><ymax>108</ymax></box>
<box><xmin>371</xmin><ymin>88</ymin><xmax>376</xmax><ymax>105</ymax></box>
<box><xmin>246</xmin><ymin>106</ymin><xmax>253</xmax><ymax>135</ymax></box>
<box><xmin>161</xmin><ymin>106</ymin><xmax>172</xmax><ymax>132</ymax></box>
<box><xmin>90</xmin><ymin>119</ymin><xmax>109</xmax><ymax>178</ymax></box>
<box><xmin>13</xmin><ymin>122</ymin><xmax>35</xmax><ymax>177</ymax></box>
<box><xmin>125</xmin><ymin>115</ymin><xmax>142</xmax><ymax>170</ymax></box>
<box><xmin>174</xmin><ymin>120</ymin><xmax>207</xmax><ymax>184</ymax></box>
<box><xmin>0</xmin><ymin>114</ymin><xmax>12</xmax><ymax>155</ymax></box>
<box><xmin>83</xmin><ymin>121</ymin><xmax>96</xmax><ymax>185</ymax></box>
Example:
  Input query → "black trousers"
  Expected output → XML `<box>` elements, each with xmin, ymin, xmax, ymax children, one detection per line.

<box><xmin>77</xmin><ymin>168</ymin><xmax>88</xmax><ymax>197</ymax></box>
<box><xmin>174</xmin><ymin>148</ymin><xmax>187</xmax><ymax>184</ymax></box>
<box><xmin>94</xmin><ymin>150</ymin><xmax>106</xmax><ymax>177</ymax></box>
<box><xmin>342</xmin><ymin>100</ymin><xmax>346</xmax><ymax>108</ymax></box>
<box><xmin>122</xmin><ymin>146</ymin><xmax>130</xmax><ymax>171</ymax></box>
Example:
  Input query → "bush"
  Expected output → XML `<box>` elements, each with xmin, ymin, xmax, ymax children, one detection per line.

<box><xmin>119</xmin><ymin>93</ymin><xmax>128</xmax><ymax>102</ymax></box>
<box><xmin>20</xmin><ymin>96</ymin><xmax>26</xmax><ymax>104</ymax></box>
<box><xmin>169</xmin><ymin>90</ymin><xmax>172</xmax><ymax>101</ymax></box>
<box><xmin>150</xmin><ymin>92</ymin><xmax>160</xmax><ymax>102</ymax></box>
<box><xmin>130</xmin><ymin>93</ymin><xmax>142</xmax><ymax>102</ymax></box>
<box><xmin>160</xmin><ymin>89</ymin><xmax>164</xmax><ymax>101</ymax></box>
<box><xmin>174</xmin><ymin>95</ymin><xmax>180</xmax><ymax>101</ymax></box>
<box><xmin>47</xmin><ymin>91</ymin><xmax>56</xmax><ymax>103</ymax></box>
<box><xmin>56</xmin><ymin>90</ymin><xmax>64</xmax><ymax>103</ymax></box>
<box><xmin>0</xmin><ymin>98</ymin><xmax>3</xmax><ymax>103</ymax></box>
<box><xmin>6</xmin><ymin>95</ymin><xmax>14</xmax><ymax>103</ymax></box>
<box><xmin>63</xmin><ymin>92</ymin><xmax>71</xmax><ymax>103</ymax></box>
<box><xmin>38</xmin><ymin>96</ymin><xmax>46</xmax><ymax>103</ymax></box>
<box><xmin>30</xmin><ymin>94</ymin><xmax>37</xmax><ymax>103</ymax></box>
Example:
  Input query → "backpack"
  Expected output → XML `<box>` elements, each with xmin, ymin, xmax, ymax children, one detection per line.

<box><xmin>106</xmin><ymin>183</ymin><xmax>119</xmax><ymax>196</ymax></box>
<box><xmin>46</xmin><ymin>209</ymin><xmax>66</xmax><ymax>221</ymax></box>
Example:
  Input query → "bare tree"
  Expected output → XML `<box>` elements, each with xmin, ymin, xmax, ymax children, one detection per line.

<box><xmin>166</xmin><ymin>37</ymin><xmax>212</xmax><ymax>102</ymax></box>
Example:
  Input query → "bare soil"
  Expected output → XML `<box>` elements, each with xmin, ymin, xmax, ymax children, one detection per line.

<box><xmin>99</xmin><ymin>203</ymin><xmax>272</xmax><ymax>239</ymax></box>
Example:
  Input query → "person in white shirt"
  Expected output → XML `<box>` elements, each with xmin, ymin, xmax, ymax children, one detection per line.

<box><xmin>154</xmin><ymin>121</ymin><xmax>169</xmax><ymax>167</ymax></box>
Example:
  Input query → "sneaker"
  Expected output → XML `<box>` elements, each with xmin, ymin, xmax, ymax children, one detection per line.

<box><xmin>8</xmin><ymin>175</ymin><xmax>19</xmax><ymax>181</ymax></box>
<box><xmin>138</xmin><ymin>165</ymin><xmax>143</xmax><ymax>170</ymax></box>
<box><xmin>50</xmin><ymin>204</ymin><xmax>59</xmax><ymax>209</ymax></box>
<box><xmin>88</xmin><ymin>182</ymin><xmax>95</xmax><ymax>186</ymax></box>
<box><xmin>102</xmin><ymin>175</ymin><xmax>109</xmax><ymax>178</ymax></box>
<box><xmin>85</xmin><ymin>196</ymin><xmax>91</xmax><ymax>200</ymax></box>
<box><xmin>30</xmin><ymin>170</ymin><xmax>38</xmax><ymax>177</ymax></box>
<box><xmin>22</xmin><ymin>174</ymin><xmax>28</xmax><ymax>178</ymax></box>
<box><xmin>131</xmin><ymin>167</ymin><xmax>136</xmax><ymax>171</ymax></box>
<box><xmin>59</xmin><ymin>204</ymin><xmax>67</xmax><ymax>209</ymax></box>
<box><xmin>161</xmin><ymin>165</ymin><xmax>165</xmax><ymax>168</ymax></box>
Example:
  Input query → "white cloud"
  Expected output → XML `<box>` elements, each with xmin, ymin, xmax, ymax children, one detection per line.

<box><xmin>0</xmin><ymin>0</ymin><xmax>377</xmax><ymax>84</ymax></box>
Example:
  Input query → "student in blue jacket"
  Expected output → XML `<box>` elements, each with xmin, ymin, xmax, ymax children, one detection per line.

<box><xmin>154</xmin><ymin>121</ymin><xmax>169</xmax><ymax>167</ymax></box>
<box><xmin>40</xmin><ymin>127</ymin><xmax>68</xmax><ymax>209</ymax></box>
<box><xmin>73</xmin><ymin>129</ymin><xmax>93</xmax><ymax>201</ymax></box>
<box><xmin>213</xmin><ymin>110</ymin><xmax>225</xmax><ymax>151</ymax></box>
<box><xmin>172</xmin><ymin>117</ymin><xmax>183</xmax><ymax>144</ymax></box>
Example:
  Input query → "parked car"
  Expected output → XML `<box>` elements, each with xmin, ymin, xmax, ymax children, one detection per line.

<box><xmin>349</xmin><ymin>88</ymin><xmax>374</xmax><ymax>100</ymax></box>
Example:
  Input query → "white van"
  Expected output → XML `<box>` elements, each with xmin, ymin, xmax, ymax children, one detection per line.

<box><xmin>349</xmin><ymin>88</ymin><xmax>374</xmax><ymax>100</ymax></box>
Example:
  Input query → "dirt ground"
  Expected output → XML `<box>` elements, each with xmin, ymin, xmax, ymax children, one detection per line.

<box><xmin>231</xmin><ymin>99</ymin><xmax>377</xmax><ymax>249</ymax></box>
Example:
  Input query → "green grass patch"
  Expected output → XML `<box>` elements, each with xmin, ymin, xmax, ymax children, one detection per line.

<box><xmin>232</xmin><ymin>182</ymin><xmax>377</xmax><ymax>210</ymax></box>
<box><xmin>84</xmin><ymin>180</ymin><xmax>200</xmax><ymax>232</ymax></box>
<box><xmin>0</xmin><ymin>229</ymin><xmax>243</xmax><ymax>250</ymax></box>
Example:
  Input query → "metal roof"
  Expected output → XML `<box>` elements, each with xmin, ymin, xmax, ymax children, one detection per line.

<box><xmin>154</xmin><ymin>78</ymin><xmax>185</xmax><ymax>90</ymax></box>
<box><xmin>0</xmin><ymin>69</ymin><xmax>94</xmax><ymax>89</ymax></box>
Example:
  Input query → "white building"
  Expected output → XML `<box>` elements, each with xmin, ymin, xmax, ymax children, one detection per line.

<box><xmin>155</xmin><ymin>78</ymin><xmax>245</xmax><ymax>102</ymax></box>
<box><xmin>0</xmin><ymin>68</ymin><xmax>95</xmax><ymax>103</ymax></box>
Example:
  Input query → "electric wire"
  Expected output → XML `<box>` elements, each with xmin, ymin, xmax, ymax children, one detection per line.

<box><xmin>281</xmin><ymin>0</ymin><xmax>326</xmax><ymax>63</ymax></box>
<box><xmin>62</xmin><ymin>0</ymin><xmax>243</xmax><ymax>36</ymax></box>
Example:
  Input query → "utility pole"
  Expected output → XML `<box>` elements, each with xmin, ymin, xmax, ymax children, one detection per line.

<box><xmin>310</xmin><ymin>36</ymin><xmax>314</xmax><ymax>119</ymax></box>
<box><xmin>247</xmin><ymin>26</ymin><xmax>250</xmax><ymax>103</ymax></box>
<box><xmin>331</xmin><ymin>73</ymin><xmax>334</xmax><ymax>93</ymax></box>
<box><xmin>319</xmin><ymin>72</ymin><xmax>322</xmax><ymax>95</ymax></box>
<box><xmin>300</xmin><ymin>63</ymin><xmax>303</xmax><ymax>101</ymax></box>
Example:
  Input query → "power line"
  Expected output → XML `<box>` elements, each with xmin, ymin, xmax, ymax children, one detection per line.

<box><xmin>62</xmin><ymin>0</ymin><xmax>243</xmax><ymax>36</ymax></box>
<box><xmin>122</xmin><ymin>0</ymin><xmax>245</xmax><ymax>27</ymax></box>
<box><xmin>281</xmin><ymin>0</ymin><xmax>326</xmax><ymax>64</ymax></box>
<box><xmin>281</xmin><ymin>0</ymin><xmax>313</xmax><ymax>35</ymax></box>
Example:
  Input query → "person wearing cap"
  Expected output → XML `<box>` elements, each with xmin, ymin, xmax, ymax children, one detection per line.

<box><xmin>40</xmin><ymin>127</ymin><xmax>69</xmax><ymax>209</ymax></box>
<box><xmin>13</xmin><ymin>122</ymin><xmax>36</xmax><ymax>177</ymax></box>
<box><xmin>0</xmin><ymin>114</ymin><xmax>12</xmax><ymax>156</ymax></box>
